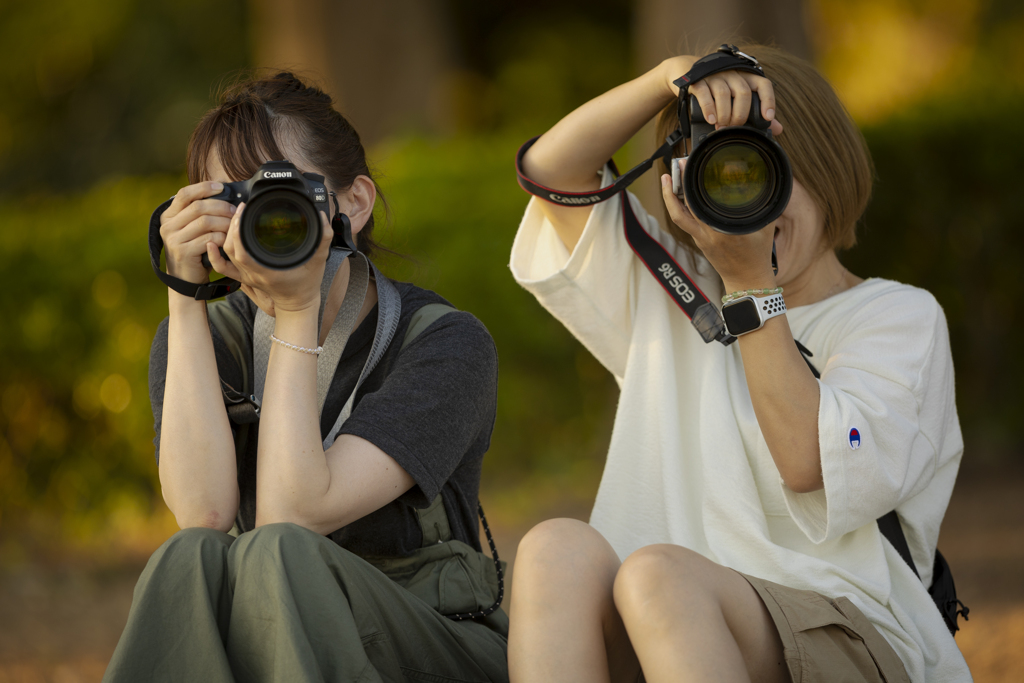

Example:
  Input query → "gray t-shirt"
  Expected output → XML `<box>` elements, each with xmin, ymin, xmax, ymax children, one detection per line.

<box><xmin>149</xmin><ymin>282</ymin><xmax>498</xmax><ymax>557</ymax></box>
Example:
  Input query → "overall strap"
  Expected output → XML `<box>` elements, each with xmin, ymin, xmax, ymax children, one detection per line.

<box><xmin>416</xmin><ymin>495</ymin><xmax>453</xmax><ymax>546</ymax></box>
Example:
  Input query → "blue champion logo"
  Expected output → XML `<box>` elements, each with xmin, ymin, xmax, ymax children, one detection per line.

<box><xmin>849</xmin><ymin>427</ymin><xmax>861</xmax><ymax>450</ymax></box>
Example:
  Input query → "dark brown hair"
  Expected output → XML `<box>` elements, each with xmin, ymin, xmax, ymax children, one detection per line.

<box><xmin>186</xmin><ymin>71</ymin><xmax>387</xmax><ymax>256</ymax></box>
<box><xmin>655</xmin><ymin>44</ymin><xmax>874</xmax><ymax>253</ymax></box>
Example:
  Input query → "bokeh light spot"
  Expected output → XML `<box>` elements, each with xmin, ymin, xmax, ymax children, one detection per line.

<box><xmin>100</xmin><ymin>374</ymin><xmax>131</xmax><ymax>413</ymax></box>
<box><xmin>93</xmin><ymin>271</ymin><xmax>126</xmax><ymax>309</ymax></box>
<box><xmin>72</xmin><ymin>376</ymin><xmax>102</xmax><ymax>419</ymax></box>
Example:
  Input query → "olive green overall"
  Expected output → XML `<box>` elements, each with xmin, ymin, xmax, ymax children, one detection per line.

<box><xmin>102</xmin><ymin>496</ymin><xmax>509</xmax><ymax>683</ymax></box>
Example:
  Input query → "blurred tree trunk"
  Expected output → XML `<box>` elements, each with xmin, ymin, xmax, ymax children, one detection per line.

<box><xmin>629</xmin><ymin>0</ymin><xmax>812</xmax><ymax>208</ymax></box>
<box><xmin>248</xmin><ymin>0</ymin><xmax>456</xmax><ymax>145</ymax></box>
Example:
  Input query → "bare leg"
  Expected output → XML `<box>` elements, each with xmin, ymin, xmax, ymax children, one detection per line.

<box><xmin>508</xmin><ymin>519</ymin><xmax>640</xmax><ymax>683</ymax></box>
<box><xmin>613</xmin><ymin>544</ymin><xmax>790</xmax><ymax>683</ymax></box>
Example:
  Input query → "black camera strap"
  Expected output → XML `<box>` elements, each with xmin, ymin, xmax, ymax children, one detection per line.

<box><xmin>148</xmin><ymin>198</ymin><xmax>243</xmax><ymax>300</ymax></box>
<box><xmin>515</xmin><ymin>45</ymin><xmax>768</xmax><ymax>346</ymax></box>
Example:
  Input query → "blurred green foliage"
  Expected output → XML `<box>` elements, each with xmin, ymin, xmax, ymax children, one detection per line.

<box><xmin>0</xmin><ymin>0</ymin><xmax>247</xmax><ymax>194</ymax></box>
<box><xmin>0</xmin><ymin>177</ymin><xmax>180</xmax><ymax>539</ymax></box>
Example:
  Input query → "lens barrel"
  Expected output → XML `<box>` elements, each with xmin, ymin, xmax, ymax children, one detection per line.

<box><xmin>683</xmin><ymin>127</ymin><xmax>792</xmax><ymax>235</ymax></box>
<box><xmin>240</xmin><ymin>189</ymin><xmax>321</xmax><ymax>269</ymax></box>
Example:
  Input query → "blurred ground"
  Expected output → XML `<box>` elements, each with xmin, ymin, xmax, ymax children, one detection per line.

<box><xmin>1</xmin><ymin>467</ymin><xmax>1021</xmax><ymax>682</ymax></box>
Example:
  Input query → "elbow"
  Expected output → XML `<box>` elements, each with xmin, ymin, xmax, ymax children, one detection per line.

<box><xmin>164</xmin><ymin>490</ymin><xmax>238</xmax><ymax>534</ymax></box>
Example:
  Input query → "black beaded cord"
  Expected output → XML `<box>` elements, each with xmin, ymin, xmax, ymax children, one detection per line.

<box><xmin>445</xmin><ymin>503</ymin><xmax>506</xmax><ymax>621</ymax></box>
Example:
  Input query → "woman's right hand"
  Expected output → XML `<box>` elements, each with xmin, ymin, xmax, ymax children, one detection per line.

<box><xmin>159</xmin><ymin>181</ymin><xmax>238</xmax><ymax>284</ymax></box>
<box><xmin>660</xmin><ymin>55</ymin><xmax>782</xmax><ymax>136</ymax></box>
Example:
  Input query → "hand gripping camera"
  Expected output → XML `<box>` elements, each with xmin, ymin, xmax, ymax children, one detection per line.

<box><xmin>670</xmin><ymin>52</ymin><xmax>792</xmax><ymax>235</ymax></box>
<box><xmin>206</xmin><ymin>160</ymin><xmax>331</xmax><ymax>269</ymax></box>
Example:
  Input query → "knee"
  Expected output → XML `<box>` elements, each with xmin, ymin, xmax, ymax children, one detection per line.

<box><xmin>238</xmin><ymin>522</ymin><xmax>324</xmax><ymax>557</ymax></box>
<box><xmin>161</xmin><ymin>526</ymin><xmax>233</xmax><ymax>558</ymax></box>
<box><xmin>514</xmin><ymin>519</ymin><xmax>620</xmax><ymax>595</ymax></box>
<box><xmin>613</xmin><ymin>544</ymin><xmax>709</xmax><ymax>616</ymax></box>
<box><xmin>146</xmin><ymin>526</ymin><xmax>232</xmax><ymax>576</ymax></box>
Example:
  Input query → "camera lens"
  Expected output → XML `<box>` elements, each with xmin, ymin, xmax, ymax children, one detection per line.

<box><xmin>701</xmin><ymin>144</ymin><xmax>771</xmax><ymax>215</ymax></box>
<box><xmin>254</xmin><ymin>199</ymin><xmax>309</xmax><ymax>255</ymax></box>
<box><xmin>240</xmin><ymin>189</ymin><xmax>321</xmax><ymax>268</ymax></box>
<box><xmin>683</xmin><ymin>127</ymin><xmax>792</xmax><ymax>235</ymax></box>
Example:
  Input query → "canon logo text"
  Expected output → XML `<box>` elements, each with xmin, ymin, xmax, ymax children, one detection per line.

<box><xmin>550</xmin><ymin>194</ymin><xmax>600</xmax><ymax>205</ymax></box>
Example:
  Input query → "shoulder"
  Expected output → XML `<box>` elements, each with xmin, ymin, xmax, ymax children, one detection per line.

<box><xmin>394</xmin><ymin>281</ymin><xmax>497</xmax><ymax>365</ymax></box>
<box><xmin>832</xmin><ymin>279</ymin><xmax>946</xmax><ymax>343</ymax></box>
<box><xmin>816</xmin><ymin>279</ymin><xmax>951</xmax><ymax>391</ymax></box>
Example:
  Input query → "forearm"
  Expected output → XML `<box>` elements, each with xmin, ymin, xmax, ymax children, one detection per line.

<box><xmin>735</xmin><ymin>312</ymin><xmax>823</xmax><ymax>492</ymax></box>
<box><xmin>158</xmin><ymin>293</ymin><xmax>239</xmax><ymax>531</ymax></box>
<box><xmin>254</xmin><ymin>304</ymin><xmax>333</xmax><ymax>526</ymax></box>
<box><xmin>523</xmin><ymin>58</ymin><xmax>688</xmax><ymax>190</ymax></box>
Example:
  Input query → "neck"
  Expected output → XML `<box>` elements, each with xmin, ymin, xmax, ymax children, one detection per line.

<box><xmin>318</xmin><ymin>255</ymin><xmax>379</xmax><ymax>345</ymax></box>
<box><xmin>781</xmin><ymin>249</ymin><xmax>862</xmax><ymax>308</ymax></box>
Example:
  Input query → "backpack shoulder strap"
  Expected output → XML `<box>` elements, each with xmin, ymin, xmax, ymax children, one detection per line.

<box><xmin>401</xmin><ymin>303</ymin><xmax>457</xmax><ymax>352</ymax></box>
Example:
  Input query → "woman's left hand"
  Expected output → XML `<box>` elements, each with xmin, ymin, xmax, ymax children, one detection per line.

<box><xmin>206</xmin><ymin>202</ymin><xmax>335</xmax><ymax>316</ymax></box>
<box><xmin>660</xmin><ymin>162</ymin><xmax>777</xmax><ymax>292</ymax></box>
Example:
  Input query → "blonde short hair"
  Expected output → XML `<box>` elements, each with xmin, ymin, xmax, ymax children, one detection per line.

<box><xmin>655</xmin><ymin>44</ymin><xmax>873</xmax><ymax>252</ymax></box>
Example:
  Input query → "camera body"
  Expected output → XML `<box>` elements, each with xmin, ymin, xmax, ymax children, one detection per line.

<box><xmin>671</xmin><ymin>92</ymin><xmax>792</xmax><ymax>235</ymax></box>
<box><xmin>209</xmin><ymin>160</ymin><xmax>330</xmax><ymax>269</ymax></box>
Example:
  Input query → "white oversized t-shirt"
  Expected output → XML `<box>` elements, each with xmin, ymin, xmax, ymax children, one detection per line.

<box><xmin>509</xmin><ymin>170</ymin><xmax>970</xmax><ymax>682</ymax></box>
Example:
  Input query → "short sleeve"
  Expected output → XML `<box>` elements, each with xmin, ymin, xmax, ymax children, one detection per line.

<box><xmin>783</xmin><ymin>288</ymin><xmax>960</xmax><ymax>543</ymax></box>
<box><xmin>510</xmin><ymin>166</ymin><xmax>705</xmax><ymax>379</ymax></box>
<box><xmin>337</xmin><ymin>311</ymin><xmax>498</xmax><ymax>507</ymax></box>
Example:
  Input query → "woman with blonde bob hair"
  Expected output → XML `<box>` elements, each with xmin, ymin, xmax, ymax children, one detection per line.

<box><xmin>506</xmin><ymin>44</ymin><xmax>970</xmax><ymax>682</ymax></box>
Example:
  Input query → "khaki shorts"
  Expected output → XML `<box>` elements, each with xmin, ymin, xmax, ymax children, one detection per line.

<box><xmin>741</xmin><ymin>574</ymin><xmax>910</xmax><ymax>683</ymax></box>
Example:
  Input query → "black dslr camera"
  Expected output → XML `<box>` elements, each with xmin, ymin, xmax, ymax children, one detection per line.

<box><xmin>670</xmin><ymin>92</ymin><xmax>792</xmax><ymax>235</ymax></box>
<box><xmin>205</xmin><ymin>160</ymin><xmax>331</xmax><ymax>269</ymax></box>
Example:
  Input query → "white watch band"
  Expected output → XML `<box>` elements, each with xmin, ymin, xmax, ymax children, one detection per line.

<box><xmin>755</xmin><ymin>292</ymin><xmax>787</xmax><ymax>320</ymax></box>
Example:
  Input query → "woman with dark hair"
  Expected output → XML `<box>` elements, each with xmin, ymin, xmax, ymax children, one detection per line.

<box><xmin>103</xmin><ymin>73</ymin><xmax>509</xmax><ymax>683</ymax></box>
<box><xmin>506</xmin><ymin>45</ymin><xmax>970</xmax><ymax>682</ymax></box>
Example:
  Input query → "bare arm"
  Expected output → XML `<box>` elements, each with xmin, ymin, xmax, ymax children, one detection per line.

<box><xmin>659</xmin><ymin>173</ymin><xmax>822</xmax><ymax>493</ymax></box>
<box><xmin>252</xmin><ymin>303</ymin><xmax>415</xmax><ymax>533</ymax></box>
<box><xmin>157</xmin><ymin>182</ymin><xmax>240</xmax><ymax>531</ymax></box>
<box><xmin>206</xmin><ymin>198</ymin><xmax>415</xmax><ymax>534</ymax></box>
<box><xmin>521</xmin><ymin>57</ymin><xmax>691</xmax><ymax>252</ymax></box>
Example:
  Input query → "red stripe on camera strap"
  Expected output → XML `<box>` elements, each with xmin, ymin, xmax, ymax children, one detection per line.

<box><xmin>514</xmin><ymin>137</ymin><xmax>735</xmax><ymax>345</ymax></box>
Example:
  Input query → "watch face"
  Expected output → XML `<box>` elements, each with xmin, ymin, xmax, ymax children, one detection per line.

<box><xmin>723</xmin><ymin>298</ymin><xmax>761</xmax><ymax>335</ymax></box>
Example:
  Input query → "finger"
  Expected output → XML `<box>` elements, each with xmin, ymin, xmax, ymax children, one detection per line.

<box><xmin>165</xmin><ymin>181</ymin><xmax>224</xmax><ymax>220</ymax></box>
<box><xmin>689</xmin><ymin>81</ymin><xmax>717</xmax><ymax>125</ymax></box>
<box><xmin>724</xmin><ymin>73</ymin><xmax>752</xmax><ymax>126</ymax></box>
<box><xmin>320</xmin><ymin>211</ymin><xmax>334</xmax><ymax>249</ymax></box>
<box><xmin>660</xmin><ymin>173</ymin><xmax>704</xmax><ymax>239</ymax></box>
<box><xmin>769</xmin><ymin>119</ymin><xmax>784</xmax><ymax>136</ymax></box>
<box><xmin>165</xmin><ymin>199</ymin><xmax>235</xmax><ymax>240</ymax></box>
<box><xmin>743</xmin><ymin>74</ymin><xmax>776</xmax><ymax>122</ymax></box>
<box><xmin>222</xmin><ymin>201</ymin><xmax>246</xmax><ymax>264</ymax></box>
<box><xmin>206</xmin><ymin>240</ymin><xmax>244</xmax><ymax>281</ymax></box>
<box><xmin>709</xmin><ymin>77</ymin><xmax>733</xmax><ymax>130</ymax></box>
<box><xmin>175</xmin><ymin>215</ymin><xmax>232</xmax><ymax>244</ymax></box>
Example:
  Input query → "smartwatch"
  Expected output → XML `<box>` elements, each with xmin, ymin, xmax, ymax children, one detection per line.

<box><xmin>721</xmin><ymin>292</ymin><xmax>787</xmax><ymax>337</ymax></box>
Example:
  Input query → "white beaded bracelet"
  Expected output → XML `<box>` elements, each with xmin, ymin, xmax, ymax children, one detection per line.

<box><xmin>270</xmin><ymin>333</ymin><xmax>323</xmax><ymax>356</ymax></box>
